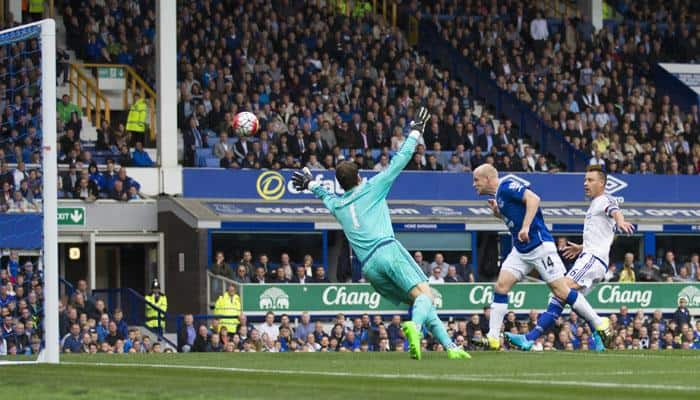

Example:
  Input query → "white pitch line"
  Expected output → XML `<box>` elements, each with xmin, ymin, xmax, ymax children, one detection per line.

<box><xmin>536</xmin><ymin>352</ymin><xmax>700</xmax><ymax>360</ymax></box>
<box><xmin>60</xmin><ymin>361</ymin><xmax>700</xmax><ymax>393</ymax></box>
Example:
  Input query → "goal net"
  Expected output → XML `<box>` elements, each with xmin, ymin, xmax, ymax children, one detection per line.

<box><xmin>0</xmin><ymin>19</ymin><xmax>57</xmax><ymax>364</ymax></box>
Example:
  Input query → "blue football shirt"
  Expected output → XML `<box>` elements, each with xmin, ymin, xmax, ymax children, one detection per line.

<box><xmin>496</xmin><ymin>179</ymin><xmax>553</xmax><ymax>253</ymax></box>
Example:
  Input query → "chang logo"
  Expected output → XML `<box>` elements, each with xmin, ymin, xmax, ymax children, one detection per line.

<box><xmin>259</xmin><ymin>287</ymin><xmax>290</xmax><ymax>310</ymax></box>
<box><xmin>256</xmin><ymin>171</ymin><xmax>286</xmax><ymax>200</ymax></box>
<box><xmin>677</xmin><ymin>286</ymin><xmax>700</xmax><ymax>307</ymax></box>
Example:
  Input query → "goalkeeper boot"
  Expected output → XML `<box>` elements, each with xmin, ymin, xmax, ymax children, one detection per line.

<box><xmin>591</xmin><ymin>331</ymin><xmax>605</xmax><ymax>352</ymax></box>
<box><xmin>471</xmin><ymin>335</ymin><xmax>501</xmax><ymax>350</ymax></box>
<box><xmin>594</xmin><ymin>317</ymin><xmax>613</xmax><ymax>349</ymax></box>
<box><xmin>402</xmin><ymin>321</ymin><xmax>422</xmax><ymax>360</ymax></box>
<box><xmin>504</xmin><ymin>332</ymin><xmax>534</xmax><ymax>351</ymax></box>
<box><xmin>447</xmin><ymin>347</ymin><xmax>472</xmax><ymax>360</ymax></box>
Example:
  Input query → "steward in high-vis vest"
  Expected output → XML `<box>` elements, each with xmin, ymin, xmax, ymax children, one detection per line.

<box><xmin>28</xmin><ymin>0</ymin><xmax>44</xmax><ymax>21</ymax></box>
<box><xmin>145</xmin><ymin>279</ymin><xmax>167</xmax><ymax>333</ymax></box>
<box><xmin>213</xmin><ymin>283</ymin><xmax>241</xmax><ymax>333</ymax></box>
<box><xmin>126</xmin><ymin>95</ymin><xmax>148</xmax><ymax>146</ymax></box>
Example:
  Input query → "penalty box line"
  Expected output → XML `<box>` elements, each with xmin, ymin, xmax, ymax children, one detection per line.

<box><xmin>60</xmin><ymin>361</ymin><xmax>700</xmax><ymax>393</ymax></box>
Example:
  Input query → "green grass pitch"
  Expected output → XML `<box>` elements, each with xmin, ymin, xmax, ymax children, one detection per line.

<box><xmin>2</xmin><ymin>351</ymin><xmax>699</xmax><ymax>399</ymax></box>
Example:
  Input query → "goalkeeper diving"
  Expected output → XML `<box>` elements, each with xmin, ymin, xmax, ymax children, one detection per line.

<box><xmin>292</xmin><ymin>107</ymin><xmax>470</xmax><ymax>360</ymax></box>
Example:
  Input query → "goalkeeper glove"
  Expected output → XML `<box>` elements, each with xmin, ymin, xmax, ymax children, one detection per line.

<box><xmin>292</xmin><ymin>167</ymin><xmax>313</xmax><ymax>191</ymax></box>
<box><xmin>409</xmin><ymin>106</ymin><xmax>431</xmax><ymax>134</ymax></box>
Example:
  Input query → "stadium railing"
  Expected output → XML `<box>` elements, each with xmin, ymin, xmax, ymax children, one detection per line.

<box><xmin>67</xmin><ymin>63</ymin><xmax>111</xmax><ymax>129</ymax></box>
<box><xmin>59</xmin><ymin>277</ymin><xmax>75</xmax><ymax>297</ymax></box>
<box><xmin>417</xmin><ymin>19</ymin><xmax>590</xmax><ymax>171</ymax></box>
<box><xmin>77</xmin><ymin>63</ymin><xmax>157</xmax><ymax>143</ymax></box>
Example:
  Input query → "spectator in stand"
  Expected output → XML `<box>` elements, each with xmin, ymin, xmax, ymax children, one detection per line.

<box><xmin>312</xmin><ymin>266</ymin><xmax>330</xmax><ymax>283</ymax></box>
<box><xmin>117</xmin><ymin>168</ymin><xmax>140</xmax><ymax>193</ymax></box>
<box><xmin>8</xmin><ymin>190</ymin><xmax>36</xmax><ymax>212</ymax></box>
<box><xmin>675</xmin><ymin>265</ymin><xmax>694</xmax><ymax>282</ymax></box>
<box><xmin>256</xmin><ymin>254</ymin><xmax>273</xmax><ymax>279</ymax></box>
<box><xmin>279</xmin><ymin>253</ymin><xmax>294</xmax><ymax>281</ymax></box>
<box><xmin>413</xmin><ymin>251</ymin><xmax>430</xmax><ymax>276</ymax></box>
<box><xmin>295</xmin><ymin>312</ymin><xmax>314</xmax><ymax>343</ymax></box>
<box><xmin>239</xmin><ymin>251</ymin><xmax>254</xmax><ymax>277</ymax></box>
<box><xmin>619</xmin><ymin>253</ymin><xmax>637</xmax><ymax>283</ymax></box>
<box><xmin>292</xmin><ymin>265</ymin><xmax>309</xmax><ymax>284</ymax></box>
<box><xmin>673</xmin><ymin>298</ymin><xmax>691</xmax><ymax>328</ymax></box>
<box><xmin>444</xmin><ymin>265</ymin><xmax>464</xmax><ymax>283</ymax></box>
<box><xmin>73</xmin><ymin>176</ymin><xmax>99</xmax><ymax>201</ymax></box>
<box><xmin>101</xmin><ymin>159</ymin><xmax>119</xmax><ymax>194</ymax></box>
<box><xmin>258</xmin><ymin>312</ymin><xmax>279</xmax><ymax>342</ymax></box>
<box><xmin>253</xmin><ymin>266</ymin><xmax>267</xmax><ymax>284</ymax></box>
<box><xmin>110</xmin><ymin>180</ymin><xmax>129</xmax><ymax>201</ymax></box>
<box><xmin>690</xmin><ymin>254</ymin><xmax>699</xmax><ymax>281</ymax></box>
<box><xmin>430</xmin><ymin>253</ymin><xmax>450</xmax><ymax>279</ymax></box>
<box><xmin>62</xmin><ymin>323</ymin><xmax>82</xmax><ymax>353</ymax></box>
<box><xmin>177</xmin><ymin>314</ymin><xmax>197</xmax><ymax>352</ymax></box>
<box><xmin>233</xmin><ymin>265</ymin><xmax>251</xmax><ymax>284</ymax></box>
<box><xmin>661</xmin><ymin>251</ymin><xmax>678</xmax><ymax>280</ymax></box>
<box><xmin>428</xmin><ymin>267</ymin><xmax>444</xmax><ymax>284</ymax></box>
<box><xmin>210</xmin><ymin>251</ymin><xmax>232</xmax><ymax>279</ymax></box>
<box><xmin>220</xmin><ymin>150</ymin><xmax>240</xmax><ymax>169</ymax></box>
<box><xmin>131</xmin><ymin>142</ymin><xmax>154</xmax><ymax>167</ymax></box>
<box><xmin>455</xmin><ymin>255</ymin><xmax>475</xmax><ymax>282</ymax></box>
<box><xmin>638</xmin><ymin>255</ymin><xmax>661</xmax><ymax>282</ymax></box>
<box><xmin>191</xmin><ymin>324</ymin><xmax>210</xmax><ymax>352</ymax></box>
<box><xmin>57</xmin><ymin>95</ymin><xmax>81</xmax><ymax>125</ymax></box>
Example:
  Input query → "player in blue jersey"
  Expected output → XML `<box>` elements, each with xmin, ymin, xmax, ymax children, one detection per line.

<box><xmin>470</xmin><ymin>164</ymin><xmax>612</xmax><ymax>350</ymax></box>
<box><xmin>291</xmin><ymin>107</ymin><xmax>470</xmax><ymax>361</ymax></box>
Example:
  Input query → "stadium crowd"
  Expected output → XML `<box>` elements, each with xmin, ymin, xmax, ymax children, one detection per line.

<box><xmin>421</xmin><ymin>0</ymin><xmax>700</xmax><ymax>174</ymax></box>
<box><xmin>209</xmin><ymin>247</ymin><xmax>700</xmax><ymax>284</ymax></box>
<box><xmin>174</xmin><ymin>305</ymin><xmax>700</xmax><ymax>354</ymax></box>
<box><xmin>176</xmin><ymin>0</ymin><xmax>545</xmax><ymax>173</ymax></box>
<box><xmin>0</xmin><ymin>20</ymin><xmax>44</xmax><ymax>213</ymax></box>
<box><xmin>209</xmin><ymin>249</ymin><xmax>478</xmax><ymax>284</ymax></box>
<box><xmin>56</xmin><ymin>279</ymin><xmax>170</xmax><ymax>354</ymax></box>
<box><xmin>62</xmin><ymin>0</ymin><xmax>156</xmax><ymax>87</ymax></box>
<box><xmin>0</xmin><ymin>253</ymin><xmax>44</xmax><ymax>355</ymax></box>
<box><xmin>170</xmin><ymin>0</ymin><xmax>700</xmax><ymax>175</ymax></box>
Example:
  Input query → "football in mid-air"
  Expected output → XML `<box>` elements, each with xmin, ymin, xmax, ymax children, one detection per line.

<box><xmin>232</xmin><ymin>111</ymin><xmax>259</xmax><ymax>137</ymax></box>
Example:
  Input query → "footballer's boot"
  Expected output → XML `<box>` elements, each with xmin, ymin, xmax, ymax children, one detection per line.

<box><xmin>402</xmin><ymin>321</ymin><xmax>422</xmax><ymax>360</ymax></box>
<box><xmin>471</xmin><ymin>335</ymin><xmax>501</xmax><ymax>350</ymax></box>
<box><xmin>591</xmin><ymin>331</ymin><xmax>606</xmax><ymax>352</ymax></box>
<box><xmin>447</xmin><ymin>347</ymin><xmax>472</xmax><ymax>360</ymax></box>
<box><xmin>504</xmin><ymin>332</ymin><xmax>534</xmax><ymax>351</ymax></box>
<box><xmin>594</xmin><ymin>317</ymin><xmax>613</xmax><ymax>348</ymax></box>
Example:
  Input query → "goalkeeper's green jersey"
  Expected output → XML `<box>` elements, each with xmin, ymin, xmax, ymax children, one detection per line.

<box><xmin>310</xmin><ymin>131</ymin><xmax>420</xmax><ymax>263</ymax></box>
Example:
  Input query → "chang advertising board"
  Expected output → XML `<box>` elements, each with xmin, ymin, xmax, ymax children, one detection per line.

<box><xmin>184</xmin><ymin>169</ymin><xmax>700</xmax><ymax>203</ymax></box>
<box><xmin>240</xmin><ymin>283</ymin><xmax>700</xmax><ymax>315</ymax></box>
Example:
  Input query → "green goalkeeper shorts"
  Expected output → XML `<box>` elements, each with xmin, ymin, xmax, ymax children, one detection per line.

<box><xmin>362</xmin><ymin>240</ymin><xmax>428</xmax><ymax>305</ymax></box>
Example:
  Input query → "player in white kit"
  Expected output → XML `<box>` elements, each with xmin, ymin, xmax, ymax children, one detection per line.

<box><xmin>561</xmin><ymin>165</ymin><xmax>635</xmax><ymax>294</ymax></box>
<box><xmin>506</xmin><ymin>165</ymin><xmax>634</xmax><ymax>351</ymax></box>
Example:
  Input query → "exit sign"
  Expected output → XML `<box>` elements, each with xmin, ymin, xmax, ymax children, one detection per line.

<box><xmin>57</xmin><ymin>207</ymin><xmax>86</xmax><ymax>226</ymax></box>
